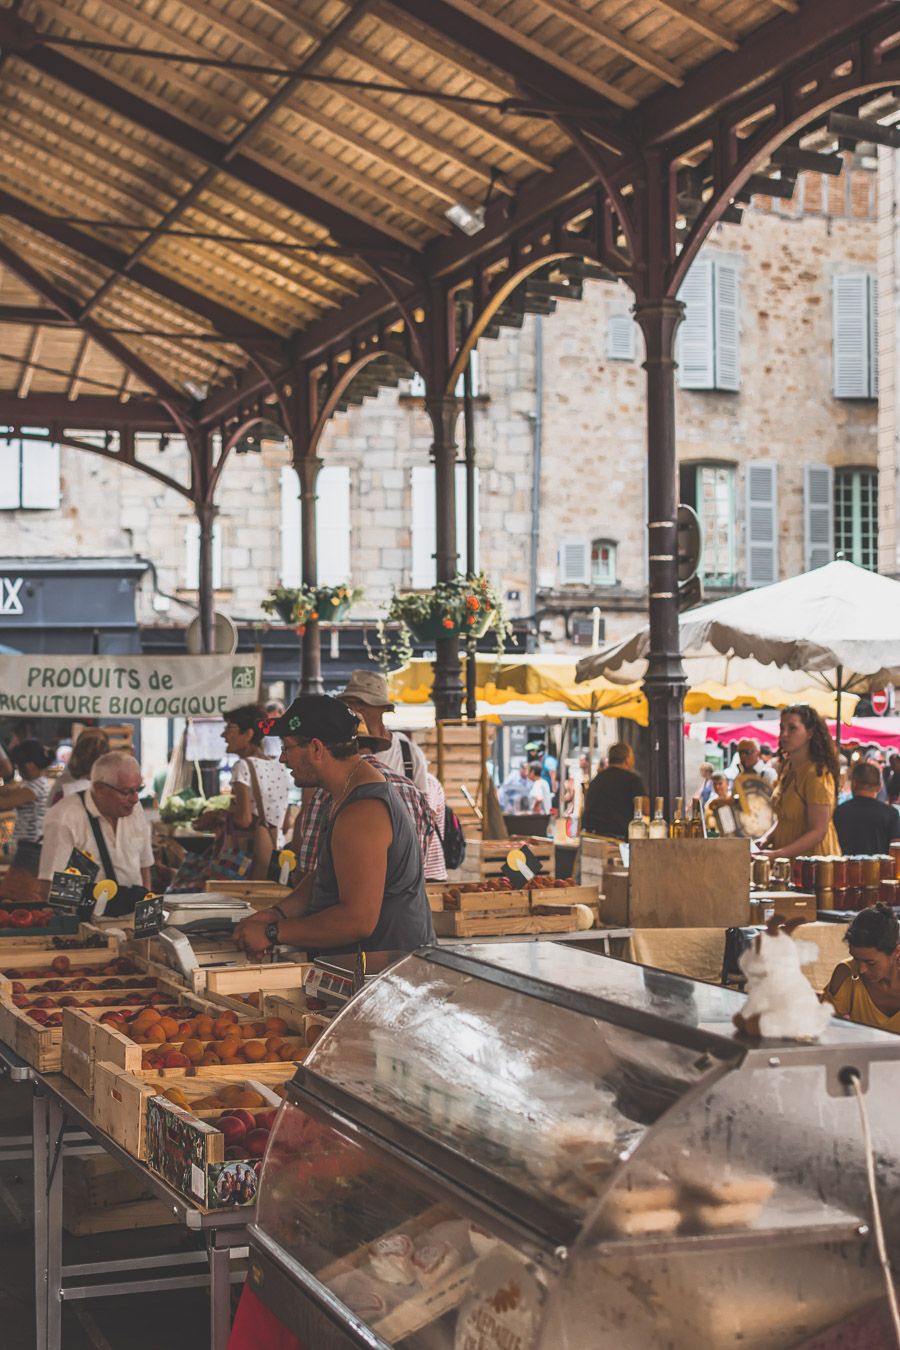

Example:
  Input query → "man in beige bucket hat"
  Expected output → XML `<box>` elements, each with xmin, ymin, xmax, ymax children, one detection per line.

<box><xmin>338</xmin><ymin>670</ymin><xmax>428</xmax><ymax>792</ymax></box>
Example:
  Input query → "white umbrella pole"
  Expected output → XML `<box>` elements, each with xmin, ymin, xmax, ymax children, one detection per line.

<box><xmin>835</xmin><ymin>665</ymin><xmax>843</xmax><ymax>756</ymax></box>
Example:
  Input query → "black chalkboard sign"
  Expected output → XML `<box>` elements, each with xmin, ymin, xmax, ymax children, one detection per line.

<box><xmin>66</xmin><ymin>848</ymin><xmax>100</xmax><ymax>884</ymax></box>
<box><xmin>48</xmin><ymin>870</ymin><xmax>94</xmax><ymax>919</ymax></box>
<box><xmin>133</xmin><ymin>893</ymin><xmax>165</xmax><ymax>938</ymax></box>
<box><xmin>500</xmin><ymin>844</ymin><xmax>545</xmax><ymax>891</ymax></box>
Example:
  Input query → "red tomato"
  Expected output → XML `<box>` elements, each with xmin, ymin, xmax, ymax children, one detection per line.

<box><xmin>10</xmin><ymin>909</ymin><xmax>33</xmax><ymax>927</ymax></box>
<box><xmin>0</xmin><ymin>909</ymin><xmax>11</xmax><ymax>925</ymax></box>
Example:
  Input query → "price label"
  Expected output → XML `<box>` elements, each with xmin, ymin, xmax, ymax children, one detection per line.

<box><xmin>48</xmin><ymin>870</ymin><xmax>94</xmax><ymax>919</ymax></box>
<box><xmin>500</xmin><ymin>844</ymin><xmax>544</xmax><ymax>891</ymax></box>
<box><xmin>133</xmin><ymin>893</ymin><xmax>165</xmax><ymax>938</ymax></box>
<box><xmin>65</xmin><ymin>848</ymin><xmax>100</xmax><ymax>883</ymax></box>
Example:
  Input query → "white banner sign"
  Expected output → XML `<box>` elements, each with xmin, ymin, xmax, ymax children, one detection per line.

<box><xmin>0</xmin><ymin>654</ymin><xmax>261</xmax><ymax>719</ymax></box>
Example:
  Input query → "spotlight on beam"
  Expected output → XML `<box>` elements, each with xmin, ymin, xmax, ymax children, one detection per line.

<box><xmin>445</xmin><ymin>202</ymin><xmax>486</xmax><ymax>236</ymax></box>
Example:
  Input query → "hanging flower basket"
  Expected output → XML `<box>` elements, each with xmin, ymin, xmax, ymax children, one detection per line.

<box><xmin>262</xmin><ymin>582</ymin><xmax>362</xmax><ymax>628</ymax></box>
<box><xmin>376</xmin><ymin>573</ymin><xmax>512</xmax><ymax>672</ymax></box>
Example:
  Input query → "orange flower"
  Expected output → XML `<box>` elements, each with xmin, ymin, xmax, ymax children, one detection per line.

<box><xmin>296</xmin><ymin>624</ymin><xmax>307</xmax><ymax>636</ymax></box>
<box><xmin>442</xmin><ymin>616</ymin><xmax>455</xmax><ymax>629</ymax></box>
<box><xmin>466</xmin><ymin>615</ymin><xmax>476</xmax><ymax>626</ymax></box>
<box><xmin>465</xmin><ymin>595</ymin><xmax>480</xmax><ymax>610</ymax></box>
<box><xmin>309</xmin><ymin>610</ymin><xmax>319</xmax><ymax>620</ymax></box>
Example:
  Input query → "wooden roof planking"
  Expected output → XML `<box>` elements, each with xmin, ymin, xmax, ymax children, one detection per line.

<box><xmin>0</xmin><ymin>0</ymin><xmax>861</xmax><ymax>409</ymax></box>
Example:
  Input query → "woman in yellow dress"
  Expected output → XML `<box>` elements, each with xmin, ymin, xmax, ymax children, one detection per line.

<box><xmin>823</xmin><ymin>904</ymin><xmax>900</xmax><ymax>1033</ymax></box>
<box><xmin>757</xmin><ymin>704</ymin><xmax>840</xmax><ymax>859</ymax></box>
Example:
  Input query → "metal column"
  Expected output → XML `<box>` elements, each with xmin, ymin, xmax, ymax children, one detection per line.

<box><xmin>634</xmin><ymin>297</ymin><xmax>687</xmax><ymax>811</ymax></box>
<box><xmin>427</xmin><ymin>394</ymin><xmax>463</xmax><ymax>721</ymax></box>
<box><xmin>298</xmin><ymin>454</ymin><xmax>324</xmax><ymax>695</ymax></box>
<box><xmin>196</xmin><ymin>499</ymin><xmax>218</xmax><ymax>656</ymax></box>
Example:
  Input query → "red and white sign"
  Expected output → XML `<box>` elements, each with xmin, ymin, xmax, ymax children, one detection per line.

<box><xmin>871</xmin><ymin>688</ymin><xmax>892</xmax><ymax>716</ymax></box>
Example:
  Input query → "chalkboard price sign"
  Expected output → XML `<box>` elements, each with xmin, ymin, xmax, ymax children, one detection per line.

<box><xmin>66</xmin><ymin>848</ymin><xmax>100</xmax><ymax>884</ymax></box>
<box><xmin>48</xmin><ymin>871</ymin><xmax>94</xmax><ymax>919</ymax></box>
<box><xmin>133</xmin><ymin>893</ymin><xmax>165</xmax><ymax>938</ymax></box>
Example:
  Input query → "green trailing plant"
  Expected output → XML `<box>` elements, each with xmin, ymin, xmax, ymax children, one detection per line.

<box><xmin>376</xmin><ymin>572</ymin><xmax>513</xmax><ymax>672</ymax></box>
<box><xmin>262</xmin><ymin>582</ymin><xmax>362</xmax><ymax>633</ymax></box>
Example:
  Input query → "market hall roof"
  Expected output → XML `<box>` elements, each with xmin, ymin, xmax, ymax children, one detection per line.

<box><xmin>0</xmin><ymin>0</ymin><xmax>894</xmax><ymax>433</ymax></box>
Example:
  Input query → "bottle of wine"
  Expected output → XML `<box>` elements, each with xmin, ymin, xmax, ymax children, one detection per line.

<box><xmin>627</xmin><ymin>796</ymin><xmax>648</xmax><ymax>841</ymax></box>
<box><xmin>669</xmin><ymin>796</ymin><xmax>686</xmax><ymax>839</ymax></box>
<box><xmin>688</xmin><ymin>799</ymin><xmax>704</xmax><ymax>838</ymax></box>
<box><xmin>648</xmin><ymin>796</ymin><xmax>668</xmax><ymax>839</ymax></box>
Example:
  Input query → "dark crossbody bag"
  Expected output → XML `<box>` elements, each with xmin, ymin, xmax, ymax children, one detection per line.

<box><xmin>79</xmin><ymin>793</ymin><xmax>146</xmax><ymax>916</ymax></box>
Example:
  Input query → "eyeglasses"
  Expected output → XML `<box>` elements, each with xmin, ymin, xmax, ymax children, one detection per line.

<box><xmin>99</xmin><ymin>782</ymin><xmax>143</xmax><ymax>798</ymax></box>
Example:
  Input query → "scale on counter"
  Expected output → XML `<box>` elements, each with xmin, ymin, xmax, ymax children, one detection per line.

<box><xmin>154</xmin><ymin>892</ymin><xmax>257</xmax><ymax>982</ymax></box>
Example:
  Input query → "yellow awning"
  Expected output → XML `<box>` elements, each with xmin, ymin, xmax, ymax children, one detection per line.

<box><xmin>388</xmin><ymin>657</ymin><xmax>855</xmax><ymax>726</ymax></box>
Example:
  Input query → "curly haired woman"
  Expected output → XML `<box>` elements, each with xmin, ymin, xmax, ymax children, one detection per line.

<box><xmin>756</xmin><ymin>704</ymin><xmax>840</xmax><ymax>859</ymax></box>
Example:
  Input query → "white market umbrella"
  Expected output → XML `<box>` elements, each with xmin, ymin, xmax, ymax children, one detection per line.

<box><xmin>575</xmin><ymin>561</ymin><xmax>900</xmax><ymax>750</ymax></box>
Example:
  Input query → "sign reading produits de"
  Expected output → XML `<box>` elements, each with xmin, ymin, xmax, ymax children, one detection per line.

<box><xmin>0</xmin><ymin>654</ymin><xmax>261</xmax><ymax>719</ymax></box>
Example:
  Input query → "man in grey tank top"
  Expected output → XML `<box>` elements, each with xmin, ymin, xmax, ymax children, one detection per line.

<box><xmin>234</xmin><ymin>695</ymin><xmax>434</xmax><ymax>960</ymax></box>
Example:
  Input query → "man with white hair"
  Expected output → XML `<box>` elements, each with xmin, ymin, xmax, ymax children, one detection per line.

<box><xmin>38</xmin><ymin>751</ymin><xmax>152</xmax><ymax>898</ymax></box>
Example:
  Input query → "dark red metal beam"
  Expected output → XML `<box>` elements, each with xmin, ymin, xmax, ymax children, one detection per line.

<box><xmin>0</xmin><ymin>237</ymin><xmax>193</xmax><ymax>416</ymax></box>
<box><xmin>0</xmin><ymin>189</ymin><xmax>284</xmax><ymax>345</ymax></box>
<box><xmin>0</xmin><ymin>305</ymin><xmax>61</xmax><ymax>324</ymax></box>
<box><xmin>0</xmin><ymin>391</ymin><xmax>175</xmax><ymax>429</ymax></box>
<box><xmin>0</xmin><ymin>18</ymin><xmax>409</xmax><ymax>257</ymax></box>
<box><xmin>636</xmin><ymin>0</ymin><xmax>895</xmax><ymax>145</ymax></box>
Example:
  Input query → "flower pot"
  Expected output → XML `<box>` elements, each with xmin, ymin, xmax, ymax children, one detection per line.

<box><xmin>322</xmin><ymin>598</ymin><xmax>351</xmax><ymax>622</ymax></box>
<box><xmin>408</xmin><ymin>614</ymin><xmax>461</xmax><ymax>642</ymax></box>
<box><xmin>463</xmin><ymin>608</ymin><xmax>493</xmax><ymax>639</ymax></box>
<box><xmin>273</xmin><ymin>598</ymin><xmax>296</xmax><ymax>623</ymax></box>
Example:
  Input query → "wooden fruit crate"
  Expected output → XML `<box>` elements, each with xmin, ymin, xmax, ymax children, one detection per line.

<box><xmin>204</xmin><ymin>963</ymin><xmax>310</xmax><ymax>999</ymax></box>
<box><xmin>94</xmin><ymin>1063</ymin><xmax>291</xmax><ymax>1161</ymax></box>
<box><xmin>454</xmin><ymin>836</ymin><xmax>555</xmax><ymax>881</ymax></box>
<box><xmin>0</xmin><ymin>936</ymin><xmax>120</xmax><ymax>975</ymax></box>
<box><xmin>63</xmin><ymin>1155</ymin><xmax>175</xmax><ymax>1234</ymax></box>
<box><xmin>432</xmin><ymin>907</ymin><xmax>580</xmax><ymax>938</ymax></box>
<box><xmin>203</xmin><ymin>880</ymin><xmax>292</xmax><ymax>912</ymax></box>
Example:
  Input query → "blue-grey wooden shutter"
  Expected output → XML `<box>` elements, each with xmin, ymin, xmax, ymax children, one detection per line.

<box><xmin>677</xmin><ymin>257</ymin><xmax>714</xmax><ymax>389</ymax></box>
<box><xmin>713</xmin><ymin>259</ymin><xmax>740</xmax><ymax>391</ymax></box>
<box><xmin>833</xmin><ymin>273</ymin><xmax>869</xmax><ymax>398</ymax></box>
<box><xmin>804</xmin><ymin>465</ymin><xmax>834</xmax><ymax>570</ymax></box>
<box><xmin>745</xmin><ymin>461</ymin><xmax>777</xmax><ymax>586</ymax></box>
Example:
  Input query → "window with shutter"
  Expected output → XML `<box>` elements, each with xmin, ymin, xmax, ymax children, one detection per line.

<box><xmin>804</xmin><ymin>465</ymin><xmax>834</xmax><ymax>570</ymax></box>
<box><xmin>184</xmin><ymin>520</ymin><xmax>222</xmax><ymax>589</ymax></box>
<box><xmin>681</xmin><ymin>461</ymin><xmax>736</xmax><ymax>587</ymax></box>
<box><xmin>317</xmin><ymin>465</ymin><xmax>352</xmax><ymax>584</ymax></box>
<box><xmin>591</xmin><ymin>539</ymin><xmax>618</xmax><ymax>585</ymax></box>
<box><xmin>410</xmin><ymin>463</ymin><xmax>476</xmax><ymax>586</ymax></box>
<box><xmin>559</xmin><ymin>539</ymin><xmax>590</xmax><ymax>585</ymax></box>
<box><xmin>834</xmin><ymin>467</ymin><xmax>878</xmax><ymax>570</ymax></box>
<box><xmin>0</xmin><ymin>438</ymin><xmax>61</xmax><ymax>509</ymax></box>
<box><xmin>279</xmin><ymin>465</ymin><xmax>302</xmax><ymax>587</ymax></box>
<box><xmin>0</xmin><ymin>440</ymin><xmax>20</xmax><ymax>509</ymax></box>
<box><xmin>714</xmin><ymin>261</ymin><xmax>740</xmax><ymax>391</ymax></box>
<box><xmin>677</xmin><ymin>256</ymin><xmax>741</xmax><ymax>391</ymax></box>
<box><xmin>745</xmin><ymin>462</ymin><xmax>778</xmax><ymax>587</ymax></box>
<box><xmin>677</xmin><ymin>257</ymin><xmax>715</xmax><ymax>389</ymax></box>
<box><xmin>832</xmin><ymin>274</ymin><xmax>869</xmax><ymax>399</ymax></box>
<box><xmin>868</xmin><ymin>274</ymin><xmax>879</xmax><ymax>399</ymax></box>
<box><xmin>607</xmin><ymin>314</ymin><xmax>636</xmax><ymax>362</ymax></box>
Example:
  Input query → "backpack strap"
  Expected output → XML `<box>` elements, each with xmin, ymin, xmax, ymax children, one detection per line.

<box><xmin>399</xmin><ymin>736</ymin><xmax>414</xmax><ymax>780</ymax></box>
<box><xmin>79</xmin><ymin>791</ymin><xmax>118</xmax><ymax>885</ymax></box>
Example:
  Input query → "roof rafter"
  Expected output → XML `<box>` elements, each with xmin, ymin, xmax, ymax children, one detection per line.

<box><xmin>0</xmin><ymin>186</ymin><xmax>287</xmax><ymax>345</ymax></box>
<box><xmin>17</xmin><ymin>327</ymin><xmax>42</xmax><ymax>399</ymax></box>
<box><xmin>0</xmin><ymin>235</ymin><xmax>192</xmax><ymax>415</ymax></box>
<box><xmin>0</xmin><ymin>391</ymin><xmax>175</xmax><ymax>429</ymax></box>
<box><xmin>0</xmin><ymin>22</ymin><xmax>414</xmax><ymax>257</ymax></box>
<box><xmin>530</xmin><ymin>0</ymin><xmax>685</xmax><ymax>85</ymax></box>
<box><xmin>66</xmin><ymin>334</ymin><xmax>91</xmax><ymax>401</ymax></box>
<box><xmin>385</xmin><ymin>0</ymin><xmax>636</xmax><ymax>109</ymax></box>
<box><xmin>649</xmin><ymin>1</ymin><xmax>739</xmax><ymax>51</ymax></box>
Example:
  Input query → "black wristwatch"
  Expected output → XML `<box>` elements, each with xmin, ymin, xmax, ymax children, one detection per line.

<box><xmin>265</xmin><ymin>919</ymin><xmax>280</xmax><ymax>946</ymax></box>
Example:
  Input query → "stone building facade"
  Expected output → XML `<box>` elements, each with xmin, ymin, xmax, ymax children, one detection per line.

<box><xmin>0</xmin><ymin>162</ymin><xmax>879</xmax><ymax>657</ymax></box>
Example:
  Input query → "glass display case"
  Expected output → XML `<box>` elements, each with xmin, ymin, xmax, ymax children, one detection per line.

<box><xmin>250</xmin><ymin>943</ymin><xmax>900</xmax><ymax>1349</ymax></box>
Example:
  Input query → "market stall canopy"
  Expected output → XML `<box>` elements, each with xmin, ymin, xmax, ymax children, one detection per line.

<box><xmin>575</xmin><ymin>561</ymin><xmax>900</xmax><ymax>709</ymax></box>
<box><xmin>693</xmin><ymin>716</ymin><xmax>900</xmax><ymax>752</ymax></box>
<box><xmin>389</xmin><ymin>654</ymin><xmax>646</xmax><ymax>718</ymax></box>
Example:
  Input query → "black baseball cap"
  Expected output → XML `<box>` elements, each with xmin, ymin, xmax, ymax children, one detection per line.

<box><xmin>271</xmin><ymin>695</ymin><xmax>361</xmax><ymax>745</ymax></box>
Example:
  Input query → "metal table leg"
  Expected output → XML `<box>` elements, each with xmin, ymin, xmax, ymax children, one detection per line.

<box><xmin>33</xmin><ymin>1086</ymin><xmax>49</xmax><ymax>1350</ymax></box>
<box><xmin>208</xmin><ymin>1238</ymin><xmax>233</xmax><ymax>1350</ymax></box>
<box><xmin>46</xmin><ymin>1095</ymin><xmax>65</xmax><ymax>1350</ymax></box>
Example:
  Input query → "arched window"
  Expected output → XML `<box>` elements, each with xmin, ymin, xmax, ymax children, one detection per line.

<box><xmin>591</xmin><ymin>539</ymin><xmax>617</xmax><ymax>586</ymax></box>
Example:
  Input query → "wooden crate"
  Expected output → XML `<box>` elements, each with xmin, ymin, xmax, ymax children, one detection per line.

<box><xmin>433</xmin><ymin>907</ymin><xmax>580</xmax><ymax>938</ymax></box>
<box><xmin>204</xmin><ymin>880</ymin><xmax>292</xmax><ymax>912</ymax></box>
<box><xmin>0</xmin><ymin>937</ymin><xmax>119</xmax><ymax>975</ymax></box>
<box><xmin>94</xmin><ymin>1063</ymin><xmax>293</xmax><ymax>1160</ymax></box>
<box><xmin>204</xmin><ymin>963</ymin><xmax>310</xmax><ymax>998</ymax></box>
<box><xmin>437</xmin><ymin>881</ymin><xmax>598</xmax><ymax>913</ymax></box>
<box><xmin>454</xmin><ymin>836</ymin><xmax>555</xmax><ymax>881</ymax></box>
<box><xmin>63</xmin><ymin>1154</ymin><xmax>175</xmax><ymax>1233</ymax></box>
<box><xmin>605</xmin><ymin>838</ymin><xmax>752</xmax><ymax>927</ymax></box>
<box><xmin>421</xmin><ymin>722</ymin><xmax>495</xmax><ymax>836</ymax></box>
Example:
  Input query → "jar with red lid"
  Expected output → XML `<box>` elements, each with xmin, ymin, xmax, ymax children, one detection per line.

<box><xmin>831</xmin><ymin>856</ymin><xmax>848</xmax><ymax>889</ymax></box>
<box><xmin>879</xmin><ymin>855</ymin><xmax>895</xmax><ymax>881</ymax></box>
<box><xmin>791</xmin><ymin>857</ymin><xmax>805</xmax><ymax>890</ymax></box>
<box><xmin>801</xmin><ymin>857</ymin><xmax>817</xmax><ymax>892</ymax></box>
<box><xmin>846</xmin><ymin>857</ymin><xmax>864</xmax><ymax>887</ymax></box>
<box><xmin>832</xmin><ymin>887</ymin><xmax>848</xmax><ymax>910</ymax></box>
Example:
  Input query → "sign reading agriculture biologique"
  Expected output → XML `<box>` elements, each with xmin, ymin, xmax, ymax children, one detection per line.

<box><xmin>0</xmin><ymin>654</ymin><xmax>261</xmax><ymax>719</ymax></box>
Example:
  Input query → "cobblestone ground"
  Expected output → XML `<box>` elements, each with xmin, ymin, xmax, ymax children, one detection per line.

<box><xmin>0</xmin><ymin>1076</ymin><xmax>230</xmax><ymax>1349</ymax></box>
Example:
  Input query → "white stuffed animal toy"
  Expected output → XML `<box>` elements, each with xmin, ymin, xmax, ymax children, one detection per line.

<box><xmin>732</xmin><ymin>916</ymin><xmax>832</xmax><ymax>1042</ymax></box>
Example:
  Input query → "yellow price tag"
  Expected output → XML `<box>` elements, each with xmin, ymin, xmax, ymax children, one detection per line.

<box><xmin>278</xmin><ymin>849</ymin><xmax>296</xmax><ymax>869</ymax></box>
<box><xmin>93</xmin><ymin>879</ymin><xmax>118</xmax><ymax>904</ymax></box>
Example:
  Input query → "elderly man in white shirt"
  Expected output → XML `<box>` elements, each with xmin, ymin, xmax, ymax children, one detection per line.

<box><xmin>38</xmin><ymin>751</ymin><xmax>153</xmax><ymax>898</ymax></box>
